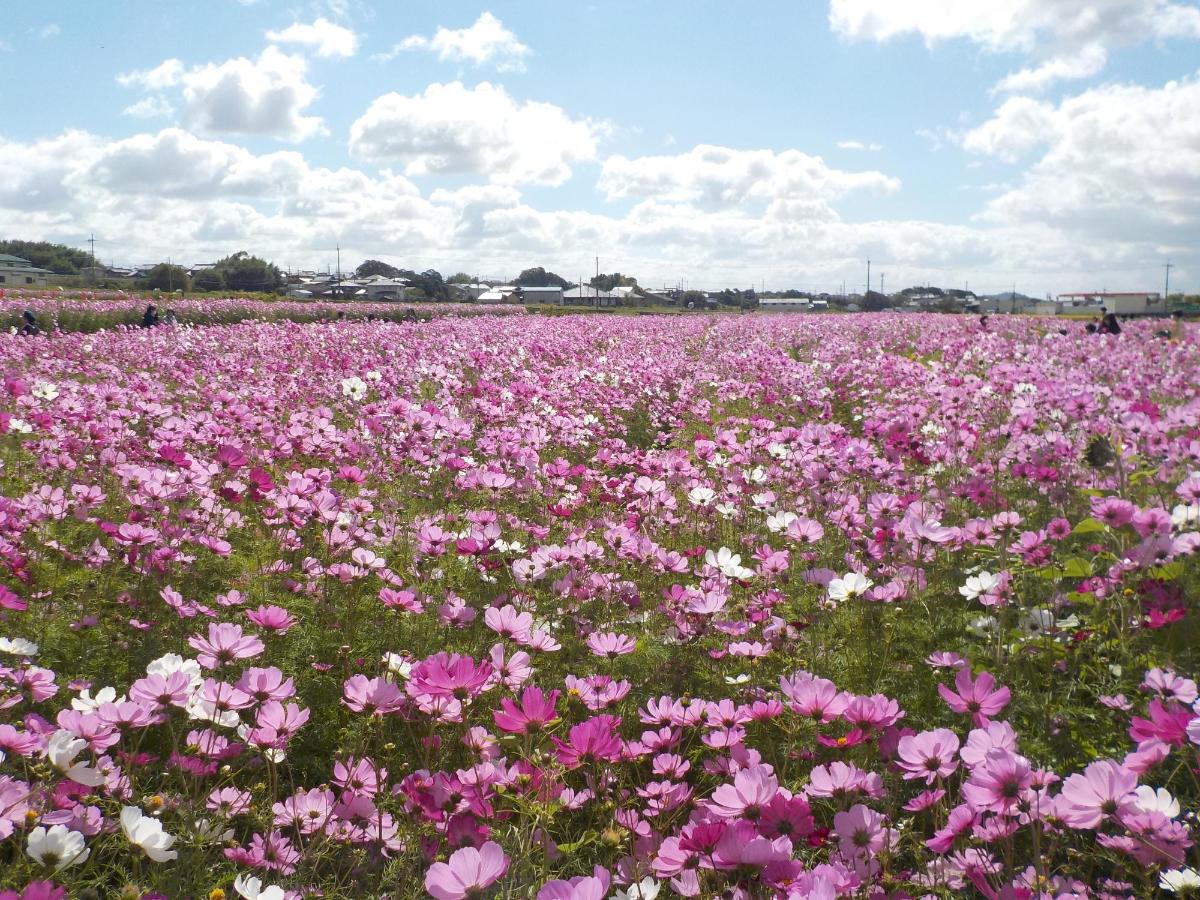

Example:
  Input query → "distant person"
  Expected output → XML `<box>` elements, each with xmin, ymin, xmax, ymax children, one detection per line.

<box><xmin>979</xmin><ymin>314</ymin><xmax>989</xmax><ymax>330</ymax></box>
<box><xmin>142</xmin><ymin>304</ymin><xmax>159</xmax><ymax>328</ymax></box>
<box><xmin>163</xmin><ymin>308</ymin><xmax>178</xmax><ymax>325</ymax></box>
<box><xmin>1098</xmin><ymin>312</ymin><xmax>1121</xmax><ymax>335</ymax></box>
<box><xmin>1156</xmin><ymin>310</ymin><xmax>1185</xmax><ymax>340</ymax></box>
<box><xmin>19</xmin><ymin>309</ymin><xmax>40</xmax><ymax>336</ymax></box>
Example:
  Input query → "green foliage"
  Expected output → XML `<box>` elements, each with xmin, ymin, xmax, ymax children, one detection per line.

<box><xmin>143</xmin><ymin>263</ymin><xmax>191</xmax><ymax>291</ymax></box>
<box><xmin>355</xmin><ymin>259</ymin><xmax>402</xmax><ymax>278</ymax></box>
<box><xmin>210</xmin><ymin>251</ymin><xmax>284</xmax><ymax>292</ymax></box>
<box><xmin>589</xmin><ymin>271</ymin><xmax>638</xmax><ymax>292</ymax></box>
<box><xmin>514</xmin><ymin>267</ymin><xmax>570</xmax><ymax>288</ymax></box>
<box><xmin>0</xmin><ymin>239</ymin><xmax>93</xmax><ymax>274</ymax></box>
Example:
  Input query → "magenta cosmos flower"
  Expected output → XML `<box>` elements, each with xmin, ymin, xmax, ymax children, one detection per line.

<box><xmin>425</xmin><ymin>840</ymin><xmax>509</xmax><ymax>899</ymax></box>
<box><xmin>493</xmin><ymin>685</ymin><xmax>560</xmax><ymax>734</ymax></box>
<box><xmin>938</xmin><ymin>669</ymin><xmax>1011</xmax><ymax>726</ymax></box>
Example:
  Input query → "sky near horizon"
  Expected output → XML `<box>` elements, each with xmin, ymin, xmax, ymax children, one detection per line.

<box><xmin>1</xmin><ymin>1</ymin><xmax>1198</xmax><ymax>296</ymax></box>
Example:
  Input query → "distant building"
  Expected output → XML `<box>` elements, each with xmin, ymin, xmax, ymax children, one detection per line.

<box><xmin>514</xmin><ymin>286</ymin><xmax>563</xmax><ymax>304</ymax></box>
<box><xmin>0</xmin><ymin>254</ymin><xmax>52</xmax><ymax>288</ymax></box>
<box><xmin>760</xmin><ymin>298</ymin><xmax>810</xmax><ymax>311</ymax></box>
<box><xmin>563</xmin><ymin>286</ymin><xmax>622</xmax><ymax>307</ymax></box>
<box><xmin>1056</xmin><ymin>292</ymin><xmax>1165</xmax><ymax>316</ymax></box>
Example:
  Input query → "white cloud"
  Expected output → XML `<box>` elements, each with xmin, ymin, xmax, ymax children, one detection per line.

<box><xmin>349</xmin><ymin>81</ymin><xmax>599</xmax><ymax>185</ymax></box>
<box><xmin>0</xmin><ymin>127</ymin><xmax>1189</xmax><ymax>294</ymax></box>
<box><xmin>598</xmin><ymin>145</ymin><xmax>899</xmax><ymax>210</ymax></box>
<box><xmin>837</xmin><ymin>140</ymin><xmax>883</xmax><ymax>151</ymax></box>
<box><xmin>966</xmin><ymin>74</ymin><xmax>1200</xmax><ymax>246</ymax></box>
<box><xmin>123</xmin><ymin>96</ymin><xmax>175</xmax><ymax>119</ymax></box>
<box><xmin>39</xmin><ymin>24</ymin><xmax>60</xmax><ymax>39</ymax></box>
<box><xmin>830</xmin><ymin>0</ymin><xmax>1200</xmax><ymax>92</ymax></box>
<box><xmin>119</xmin><ymin>48</ymin><xmax>324</xmax><ymax>141</ymax></box>
<box><xmin>118</xmin><ymin>59</ymin><xmax>186</xmax><ymax>91</ymax></box>
<box><xmin>379</xmin><ymin>12</ymin><xmax>530</xmax><ymax>71</ymax></box>
<box><xmin>266</xmin><ymin>17</ymin><xmax>358</xmax><ymax>59</ymax></box>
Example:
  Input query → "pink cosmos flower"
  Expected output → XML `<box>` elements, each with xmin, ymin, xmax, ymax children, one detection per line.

<box><xmin>938</xmin><ymin>669</ymin><xmax>1011</xmax><ymax>726</ymax></box>
<box><xmin>1057</xmin><ymin>760</ymin><xmax>1139</xmax><ymax>829</ymax></box>
<box><xmin>188</xmin><ymin>623</ymin><xmax>265</xmax><ymax>669</ymax></box>
<box><xmin>237</xmin><ymin>667</ymin><xmax>296</xmax><ymax>704</ymax></box>
<box><xmin>1128</xmin><ymin>700</ymin><xmax>1193</xmax><ymax>747</ymax></box>
<box><xmin>780</xmin><ymin>672</ymin><xmax>848</xmax><ymax>723</ymax></box>
<box><xmin>407</xmin><ymin>653</ymin><xmax>494</xmax><ymax>701</ymax></box>
<box><xmin>707</xmin><ymin>764</ymin><xmax>780</xmax><ymax>819</ymax></box>
<box><xmin>832</xmin><ymin>804</ymin><xmax>889</xmax><ymax>859</ymax></box>
<box><xmin>425</xmin><ymin>840</ymin><xmax>509</xmax><ymax>900</ymax></box>
<box><xmin>925</xmin><ymin>651</ymin><xmax>967</xmax><ymax>670</ymax></box>
<box><xmin>493</xmin><ymin>686</ymin><xmax>560</xmax><ymax>735</ymax></box>
<box><xmin>537</xmin><ymin>867</ymin><xmax>610</xmax><ymax>900</ymax></box>
<box><xmin>961</xmin><ymin>749</ymin><xmax>1033</xmax><ymax>814</ymax></box>
<box><xmin>245</xmin><ymin>605</ymin><xmax>297</xmax><ymax>634</ymax></box>
<box><xmin>585</xmin><ymin>631</ymin><xmax>637</xmax><ymax>658</ymax></box>
<box><xmin>128</xmin><ymin>672</ymin><xmax>193</xmax><ymax>711</ymax></box>
<box><xmin>342</xmin><ymin>676</ymin><xmax>406</xmax><ymax>716</ymax></box>
<box><xmin>896</xmin><ymin>728</ymin><xmax>961</xmax><ymax>784</ymax></box>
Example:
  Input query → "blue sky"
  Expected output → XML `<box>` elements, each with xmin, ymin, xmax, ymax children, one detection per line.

<box><xmin>2</xmin><ymin>0</ymin><xmax>1198</xmax><ymax>294</ymax></box>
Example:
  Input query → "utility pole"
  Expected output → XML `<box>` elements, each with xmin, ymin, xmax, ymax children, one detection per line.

<box><xmin>866</xmin><ymin>258</ymin><xmax>871</xmax><ymax>298</ymax></box>
<box><xmin>168</xmin><ymin>256</ymin><xmax>173</xmax><ymax>292</ymax></box>
<box><xmin>88</xmin><ymin>233</ymin><xmax>96</xmax><ymax>284</ymax></box>
<box><xmin>1164</xmin><ymin>260</ymin><xmax>1173</xmax><ymax>307</ymax></box>
<box><xmin>336</xmin><ymin>244</ymin><xmax>341</xmax><ymax>294</ymax></box>
<box><xmin>880</xmin><ymin>272</ymin><xmax>885</xmax><ymax>296</ymax></box>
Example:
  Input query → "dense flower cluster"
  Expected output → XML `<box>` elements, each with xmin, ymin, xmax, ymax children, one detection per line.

<box><xmin>0</xmin><ymin>313</ymin><xmax>1198</xmax><ymax>898</ymax></box>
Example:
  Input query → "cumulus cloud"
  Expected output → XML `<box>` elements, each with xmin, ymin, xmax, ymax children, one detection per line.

<box><xmin>266</xmin><ymin>17</ymin><xmax>358</xmax><ymax>59</ymax></box>
<box><xmin>117</xmin><ymin>48</ymin><xmax>324</xmax><ymax>141</ymax></box>
<box><xmin>0</xmin><ymin>126</ymin><xmax>1188</xmax><ymax>293</ymax></box>
<box><xmin>830</xmin><ymin>0</ymin><xmax>1200</xmax><ymax>92</ymax></box>
<box><xmin>378</xmin><ymin>12</ymin><xmax>530</xmax><ymax>71</ymax></box>
<box><xmin>598</xmin><ymin>145</ymin><xmax>899</xmax><ymax>210</ymax></box>
<box><xmin>123</xmin><ymin>96</ymin><xmax>175</xmax><ymax>119</ymax></box>
<box><xmin>965</xmin><ymin>73</ymin><xmax>1200</xmax><ymax>245</ymax></box>
<box><xmin>349</xmin><ymin>81</ymin><xmax>599</xmax><ymax>185</ymax></box>
<box><xmin>837</xmin><ymin>140</ymin><xmax>883</xmax><ymax>151</ymax></box>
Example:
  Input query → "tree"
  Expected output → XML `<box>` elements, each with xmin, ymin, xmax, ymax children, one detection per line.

<box><xmin>447</xmin><ymin>272</ymin><xmax>476</xmax><ymax>285</ymax></box>
<box><xmin>589</xmin><ymin>272</ymin><xmax>638</xmax><ymax>292</ymax></box>
<box><xmin>211</xmin><ymin>252</ymin><xmax>284</xmax><ymax>292</ymax></box>
<box><xmin>863</xmin><ymin>290</ymin><xmax>891</xmax><ymax>311</ymax></box>
<box><xmin>0</xmin><ymin>240</ymin><xmax>93</xmax><ymax>275</ymax></box>
<box><xmin>144</xmin><ymin>263</ymin><xmax>190</xmax><ymax>292</ymax></box>
<box><xmin>356</xmin><ymin>259</ymin><xmax>401</xmax><ymax>278</ymax></box>
<box><xmin>193</xmin><ymin>269</ymin><xmax>222</xmax><ymax>292</ymax></box>
<box><xmin>681</xmin><ymin>290</ymin><xmax>708</xmax><ymax>310</ymax></box>
<box><xmin>514</xmin><ymin>267</ymin><xmax>569</xmax><ymax>288</ymax></box>
<box><xmin>397</xmin><ymin>268</ymin><xmax>448</xmax><ymax>301</ymax></box>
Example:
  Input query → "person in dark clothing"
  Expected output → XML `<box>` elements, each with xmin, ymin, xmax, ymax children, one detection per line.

<box><xmin>19</xmin><ymin>309</ymin><xmax>40</xmax><ymax>336</ymax></box>
<box><xmin>1098</xmin><ymin>313</ymin><xmax>1121</xmax><ymax>335</ymax></box>
<box><xmin>142</xmin><ymin>304</ymin><xmax>159</xmax><ymax>328</ymax></box>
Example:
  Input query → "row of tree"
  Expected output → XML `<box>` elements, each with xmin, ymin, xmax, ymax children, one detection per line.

<box><xmin>0</xmin><ymin>240</ymin><xmax>94</xmax><ymax>275</ymax></box>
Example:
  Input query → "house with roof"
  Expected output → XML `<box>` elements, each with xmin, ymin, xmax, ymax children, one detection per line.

<box><xmin>1055</xmin><ymin>291</ymin><xmax>1165</xmax><ymax>316</ymax></box>
<box><xmin>0</xmin><ymin>254</ymin><xmax>52</xmax><ymax>288</ymax></box>
<box><xmin>563</xmin><ymin>286</ymin><xmax>623</xmax><ymax>307</ymax></box>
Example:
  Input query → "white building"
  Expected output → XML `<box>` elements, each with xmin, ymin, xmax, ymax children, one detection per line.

<box><xmin>0</xmin><ymin>254</ymin><xmax>52</xmax><ymax>288</ymax></box>
<box><xmin>1055</xmin><ymin>292</ymin><xmax>1164</xmax><ymax>316</ymax></box>
<box><xmin>760</xmin><ymin>298</ymin><xmax>810</xmax><ymax>311</ymax></box>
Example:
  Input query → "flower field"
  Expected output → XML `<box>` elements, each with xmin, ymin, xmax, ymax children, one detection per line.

<box><xmin>1</xmin><ymin>312</ymin><xmax>1199</xmax><ymax>899</ymax></box>
<box><xmin>0</xmin><ymin>292</ymin><xmax>521</xmax><ymax>334</ymax></box>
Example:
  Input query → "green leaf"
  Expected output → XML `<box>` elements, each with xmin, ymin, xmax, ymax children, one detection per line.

<box><xmin>1059</xmin><ymin>557</ymin><xmax>1094</xmax><ymax>577</ymax></box>
<box><xmin>1071</xmin><ymin>518</ymin><xmax>1106</xmax><ymax>535</ymax></box>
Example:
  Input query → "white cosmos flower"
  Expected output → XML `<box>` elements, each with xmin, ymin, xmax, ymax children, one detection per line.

<box><xmin>767</xmin><ymin>442</ymin><xmax>789</xmax><ymax>460</ymax></box>
<box><xmin>1161</xmin><ymin>868</ymin><xmax>1200</xmax><ymax>894</ymax></box>
<box><xmin>1172</xmin><ymin>504</ymin><xmax>1200</xmax><ymax>531</ymax></box>
<box><xmin>1018</xmin><ymin>608</ymin><xmax>1055</xmax><ymax>637</ymax></box>
<box><xmin>766</xmin><ymin>511</ymin><xmax>798</xmax><ymax>534</ymax></box>
<box><xmin>340</xmin><ymin>376</ymin><xmax>368</xmax><ymax>401</ymax></box>
<box><xmin>146</xmin><ymin>653</ymin><xmax>203</xmax><ymax>692</ymax></box>
<box><xmin>120</xmin><ymin>806</ymin><xmax>178</xmax><ymax>862</ymax></box>
<box><xmin>745</xmin><ymin>466</ymin><xmax>767</xmax><ymax>484</ymax></box>
<box><xmin>1135</xmin><ymin>785</ymin><xmax>1181</xmax><ymax>818</ymax></box>
<box><xmin>612</xmin><ymin>878</ymin><xmax>661</xmax><ymax>900</ymax></box>
<box><xmin>714</xmin><ymin>502</ymin><xmax>738</xmax><ymax>519</ymax></box>
<box><xmin>688</xmin><ymin>486</ymin><xmax>716</xmax><ymax>507</ymax></box>
<box><xmin>235</xmin><ymin>875</ymin><xmax>287</xmax><ymax>900</ymax></box>
<box><xmin>705</xmin><ymin>547</ymin><xmax>754</xmax><ymax>580</ymax></box>
<box><xmin>364</xmin><ymin>370</ymin><xmax>382</xmax><ymax>382</ymax></box>
<box><xmin>967</xmin><ymin>615</ymin><xmax>999</xmax><ymax>638</ymax></box>
<box><xmin>958</xmin><ymin>571</ymin><xmax>1001</xmax><ymax>602</ymax></box>
<box><xmin>725</xmin><ymin>673</ymin><xmax>751</xmax><ymax>685</ymax></box>
<box><xmin>186</xmin><ymin>695</ymin><xmax>241</xmax><ymax>729</ymax></box>
<box><xmin>26</xmin><ymin>825</ymin><xmax>89</xmax><ymax>871</ymax></box>
<box><xmin>8</xmin><ymin>418</ymin><xmax>32</xmax><ymax>434</ymax></box>
<box><xmin>0</xmin><ymin>636</ymin><xmax>38</xmax><ymax>656</ymax></box>
<box><xmin>382</xmin><ymin>653</ymin><xmax>413</xmax><ymax>679</ymax></box>
<box><xmin>46</xmin><ymin>730</ymin><xmax>107</xmax><ymax>787</ymax></box>
<box><xmin>193</xmin><ymin>818</ymin><xmax>235</xmax><ymax>844</ymax></box>
<box><xmin>31</xmin><ymin>381</ymin><xmax>60</xmax><ymax>401</ymax></box>
<box><xmin>827</xmin><ymin>573</ymin><xmax>873</xmax><ymax>602</ymax></box>
<box><xmin>72</xmin><ymin>685</ymin><xmax>126</xmax><ymax>713</ymax></box>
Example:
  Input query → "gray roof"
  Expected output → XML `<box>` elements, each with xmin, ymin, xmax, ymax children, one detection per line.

<box><xmin>0</xmin><ymin>253</ymin><xmax>32</xmax><ymax>265</ymax></box>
